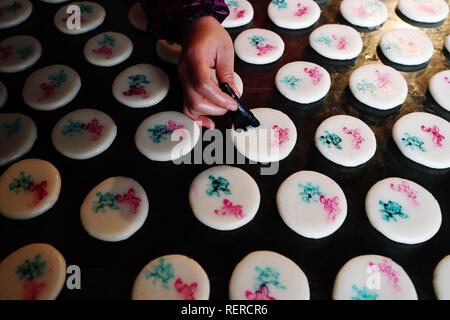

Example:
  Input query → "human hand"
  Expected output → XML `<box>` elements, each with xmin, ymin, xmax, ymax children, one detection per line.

<box><xmin>178</xmin><ymin>16</ymin><xmax>239</xmax><ymax>129</ymax></box>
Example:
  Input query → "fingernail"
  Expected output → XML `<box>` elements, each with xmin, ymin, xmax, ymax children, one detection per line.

<box><xmin>228</xmin><ymin>103</ymin><xmax>238</xmax><ymax>111</ymax></box>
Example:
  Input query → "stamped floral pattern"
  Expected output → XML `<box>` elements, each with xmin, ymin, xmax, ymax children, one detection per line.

<box><xmin>16</xmin><ymin>254</ymin><xmax>46</xmax><ymax>300</ymax></box>
<box><xmin>145</xmin><ymin>258</ymin><xmax>175</xmax><ymax>290</ymax></box>
<box><xmin>38</xmin><ymin>69</ymin><xmax>68</xmax><ymax>102</ymax></box>
<box><xmin>390</xmin><ymin>180</ymin><xmax>420</xmax><ymax>207</ymax></box>
<box><xmin>123</xmin><ymin>74</ymin><xmax>150</xmax><ymax>99</ymax></box>
<box><xmin>145</xmin><ymin>258</ymin><xmax>198</xmax><ymax>300</ymax></box>
<box><xmin>9</xmin><ymin>171</ymin><xmax>48</xmax><ymax>208</ymax></box>
<box><xmin>214</xmin><ymin>199</ymin><xmax>245</xmax><ymax>219</ymax></box>
<box><xmin>147</xmin><ymin>120</ymin><xmax>184</xmax><ymax>143</ymax></box>
<box><xmin>319</xmin><ymin>130</ymin><xmax>343</xmax><ymax>149</ymax></box>
<box><xmin>271</xmin><ymin>0</ymin><xmax>287</xmax><ymax>9</ymax></box>
<box><xmin>245</xmin><ymin>266</ymin><xmax>286</xmax><ymax>300</ymax></box>
<box><xmin>356</xmin><ymin>69</ymin><xmax>391</xmax><ymax>96</ymax></box>
<box><xmin>401</xmin><ymin>133</ymin><xmax>426</xmax><ymax>152</ymax></box>
<box><xmin>248</xmin><ymin>35</ymin><xmax>276</xmax><ymax>56</ymax></box>
<box><xmin>413</xmin><ymin>1</ymin><xmax>437</xmax><ymax>14</ymax></box>
<box><xmin>272</xmin><ymin>125</ymin><xmax>289</xmax><ymax>146</ymax></box>
<box><xmin>174</xmin><ymin>278</ymin><xmax>198</xmax><ymax>300</ymax></box>
<box><xmin>206</xmin><ymin>175</ymin><xmax>231</xmax><ymax>197</ymax></box>
<box><xmin>378</xmin><ymin>200</ymin><xmax>409</xmax><ymax>222</ymax></box>
<box><xmin>280</xmin><ymin>75</ymin><xmax>302</xmax><ymax>89</ymax></box>
<box><xmin>351</xmin><ymin>285</ymin><xmax>378</xmax><ymax>300</ymax></box>
<box><xmin>384</xmin><ymin>37</ymin><xmax>418</xmax><ymax>55</ymax></box>
<box><xmin>313</xmin><ymin>33</ymin><xmax>348</xmax><ymax>50</ymax></box>
<box><xmin>225</xmin><ymin>0</ymin><xmax>246</xmax><ymax>20</ymax></box>
<box><xmin>0</xmin><ymin>45</ymin><xmax>12</xmax><ymax>60</ymax></box>
<box><xmin>92</xmin><ymin>188</ymin><xmax>141</xmax><ymax>214</ymax></box>
<box><xmin>369</xmin><ymin>259</ymin><xmax>401</xmax><ymax>291</ymax></box>
<box><xmin>421</xmin><ymin>125</ymin><xmax>445</xmax><ymax>147</ymax></box>
<box><xmin>62</xmin><ymin>118</ymin><xmax>104</xmax><ymax>141</ymax></box>
<box><xmin>353</xmin><ymin>1</ymin><xmax>383</xmax><ymax>17</ymax></box>
<box><xmin>92</xmin><ymin>34</ymin><xmax>116</xmax><ymax>59</ymax></box>
<box><xmin>298</xmin><ymin>182</ymin><xmax>341</xmax><ymax>221</ymax></box>
<box><xmin>294</xmin><ymin>3</ymin><xmax>309</xmax><ymax>17</ymax></box>
<box><xmin>0</xmin><ymin>1</ymin><xmax>22</xmax><ymax>19</ymax></box>
<box><xmin>304</xmin><ymin>67</ymin><xmax>323</xmax><ymax>85</ymax></box>
<box><xmin>342</xmin><ymin>127</ymin><xmax>365</xmax><ymax>149</ymax></box>
<box><xmin>1</xmin><ymin>117</ymin><xmax>21</xmax><ymax>138</ymax></box>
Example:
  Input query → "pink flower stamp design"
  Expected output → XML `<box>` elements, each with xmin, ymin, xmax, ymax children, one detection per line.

<box><xmin>319</xmin><ymin>195</ymin><xmax>341</xmax><ymax>221</ymax></box>
<box><xmin>0</xmin><ymin>45</ymin><xmax>12</xmax><ymax>61</ymax></box>
<box><xmin>390</xmin><ymin>180</ymin><xmax>420</xmax><ymax>207</ymax></box>
<box><xmin>444</xmin><ymin>76</ymin><xmax>450</xmax><ymax>84</ymax></box>
<box><xmin>116</xmin><ymin>188</ymin><xmax>141</xmax><ymax>214</ymax></box>
<box><xmin>272</xmin><ymin>125</ymin><xmax>289</xmax><ymax>147</ymax></box>
<box><xmin>245</xmin><ymin>285</ymin><xmax>276</xmax><ymax>300</ymax></box>
<box><xmin>375</xmin><ymin>69</ymin><xmax>391</xmax><ymax>88</ymax></box>
<box><xmin>214</xmin><ymin>199</ymin><xmax>245</xmax><ymax>219</ymax></box>
<box><xmin>421</xmin><ymin>125</ymin><xmax>445</xmax><ymax>147</ymax></box>
<box><xmin>414</xmin><ymin>3</ymin><xmax>436</xmax><ymax>14</ymax></box>
<box><xmin>369</xmin><ymin>259</ymin><xmax>401</xmax><ymax>292</ymax></box>
<box><xmin>398</xmin><ymin>37</ymin><xmax>418</xmax><ymax>54</ymax></box>
<box><xmin>332</xmin><ymin>35</ymin><xmax>348</xmax><ymax>50</ymax></box>
<box><xmin>22</xmin><ymin>277</ymin><xmax>46</xmax><ymax>300</ymax></box>
<box><xmin>174</xmin><ymin>278</ymin><xmax>198</xmax><ymax>300</ymax></box>
<box><xmin>342</xmin><ymin>127</ymin><xmax>365</xmax><ymax>149</ymax></box>
<box><xmin>304</xmin><ymin>67</ymin><xmax>323</xmax><ymax>85</ymax></box>
<box><xmin>232</xmin><ymin>7</ymin><xmax>246</xmax><ymax>19</ymax></box>
<box><xmin>294</xmin><ymin>3</ymin><xmax>309</xmax><ymax>17</ymax></box>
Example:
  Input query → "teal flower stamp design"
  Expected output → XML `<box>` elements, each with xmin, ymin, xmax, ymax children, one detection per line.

<box><xmin>313</xmin><ymin>33</ymin><xmax>333</xmax><ymax>47</ymax></box>
<box><xmin>17</xmin><ymin>45</ymin><xmax>34</xmax><ymax>60</ymax></box>
<box><xmin>147</xmin><ymin>120</ymin><xmax>184</xmax><ymax>143</ymax></box>
<box><xmin>3</xmin><ymin>1</ymin><xmax>22</xmax><ymax>13</ymax></box>
<box><xmin>145</xmin><ymin>258</ymin><xmax>175</xmax><ymax>289</ymax></box>
<box><xmin>16</xmin><ymin>254</ymin><xmax>46</xmax><ymax>281</ymax></box>
<box><xmin>62</xmin><ymin>119</ymin><xmax>83</xmax><ymax>136</ymax></box>
<box><xmin>356</xmin><ymin>79</ymin><xmax>377</xmax><ymax>96</ymax></box>
<box><xmin>298</xmin><ymin>182</ymin><xmax>322</xmax><ymax>203</ymax></box>
<box><xmin>351</xmin><ymin>285</ymin><xmax>378</xmax><ymax>300</ymax></box>
<box><xmin>80</xmin><ymin>3</ymin><xmax>93</xmax><ymax>14</ymax></box>
<box><xmin>1</xmin><ymin>117</ymin><xmax>22</xmax><ymax>138</ymax></box>
<box><xmin>249</xmin><ymin>35</ymin><xmax>266</xmax><ymax>47</ymax></box>
<box><xmin>98</xmin><ymin>34</ymin><xmax>116</xmax><ymax>47</ymax></box>
<box><xmin>253</xmin><ymin>266</ymin><xmax>287</xmax><ymax>291</ymax></box>
<box><xmin>92</xmin><ymin>192</ymin><xmax>119</xmax><ymax>213</ymax></box>
<box><xmin>206</xmin><ymin>175</ymin><xmax>231</xmax><ymax>197</ymax></box>
<box><xmin>225</xmin><ymin>0</ymin><xmax>239</xmax><ymax>7</ymax></box>
<box><xmin>9</xmin><ymin>171</ymin><xmax>33</xmax><ymax>193</ymax></box>
<box><xmin>280</xmin><ymin>76</ymin><xmax>302</xmax><ymax>89</ymax></box>
<box><xmin>319</xmin><ymin>130</ymin><xmax>343</xmax><ymax>149</ymax></box>
<box><xmin>271</xmin><ymin>0</ymin><xmax>287</xmax><ymax>9</ymax></box>
<box><xmin>401</xmin><ymin>133</ymin><xmax>425</xmax><ymax>152</ymax></box>
<box><xmin>379</xmin><ymin>200</ymin><xmax>409</xmax><ymax>222</ymax></box>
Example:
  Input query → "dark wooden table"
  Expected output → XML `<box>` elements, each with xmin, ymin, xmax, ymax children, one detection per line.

<box><xmin>0</xmin><ymin>0</ymin><xmax>449</xmax><ymax>300</ymax></box>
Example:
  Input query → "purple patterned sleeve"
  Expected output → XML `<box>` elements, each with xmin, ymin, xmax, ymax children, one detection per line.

<box><xmin>139</xmin><ymin>0</ymin><xmax>230</xmax><ymax>41</ymax></box>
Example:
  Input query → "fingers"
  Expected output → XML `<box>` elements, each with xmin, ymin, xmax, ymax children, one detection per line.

<box><xmin>183</xmin><ymin>105</ymin><xmax>215</xmax><ymax>130</ymax></box>
<box><xmin>191</xmin><ymin>61</ymin><xmax>238</xmax><ymax>111</ymax></box>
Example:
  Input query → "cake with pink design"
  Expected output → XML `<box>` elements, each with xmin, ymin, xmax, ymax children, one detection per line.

<box><xmin>314</xmin><ymin>115</ymin><xmax>377</xmax><ymax>167</ymax></box>
<box><xmin>234</xmin><ymin>28</ymin><xmax>285</xmax><ymax>65</ymax></box>
<box><xmin>132</xmin><ymin>254</ymin><xmax>210</xmax><ymax>300</ymax></box>
<box><xmin>229</xmin><ymin>251</ymin><xmax>310</xmax><ymax>300</ymax></box>
<box><xmin>275</xmin><ymin>61</ymin><xmax>331</xmax><ymax>104</ymax></box>
<box><xmin>268</xmin><ymin>0</ymin><xmax>321</xmax><ymax>30</ymax></box>
<box><xmin>222</xmin><ymin>0</ymin><xmax>254</xmax><ymax>28</ymax></box>
<box><xmin>392</xmin><ymin>112</ymin><xmax>450</xmax><ymax>169</ymax></box>
<box><xmin>428</xmin><ymin>70</ymin><xmax>450</xmax><ymax>112</ymax></box>
<box><xmin>309</xmin><ymin>24</ymin><xmax>363</xmax><ymax>62</ymax></box>
<box><xmin>277</xmin><ymin>170</ymin><xmax>348</xmax><ymax>239</ymax></box>
<box><xmin>349</xmin><ymin>64</ymin><xmax>408</xmax><ymax>111</ymax></box>
<box><xmin>365</xmin><ymin>177</ymin><xmax>442</xmax><ymax>244</ymax></box>
<box><xmin>333</xmin><ymin>255</ymin><xmax>418</xmax><ymax>300</ymax></box>
<box><xmin>230</xmin><ymin>108</ymin><xmax>297</xmax><ymax>163</ymax></box>
<box><xmin>189</xmin><ymin>165</ymin><xmax>260</xmax><ymax>231</ymax></box>
<box><xmin>340</xmin><ymin>0</ymin><xmax>388</xmax><ymax>29</ymax></box>
<box><xmin>398</xmin><ymin>0</ymin><xmax>449</xmax><ymax>25</ymax></box>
